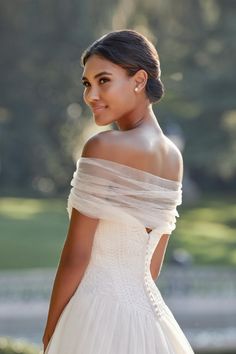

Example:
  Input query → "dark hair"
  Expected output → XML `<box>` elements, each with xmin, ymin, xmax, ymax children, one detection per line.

<box><xmin>81</xmin><ymin>29</ymin><xmax>165</xmax><ymax>104</ymax></box>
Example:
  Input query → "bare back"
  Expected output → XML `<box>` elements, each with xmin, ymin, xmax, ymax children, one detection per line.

<box><xmin>88</xmin><ymin>126</ymin><xmax>183</xmax><ymax>184</ymax></box>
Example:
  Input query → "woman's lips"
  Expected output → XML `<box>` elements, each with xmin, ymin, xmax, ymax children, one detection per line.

<box><xmin>92</xmin><ymin>105</ymin><xmax>108</xmax><ymax>114</ymax></box>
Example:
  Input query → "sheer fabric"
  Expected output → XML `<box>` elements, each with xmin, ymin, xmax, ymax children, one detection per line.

<box><xmin>67</xmin><ymin>157</ymin><xmax>182</xmax><ymax>235</ymax></box>
<box><xmin>44</xmin><ymin>157</ymin><xmax>195</xmax><ymax>354</ymax></box>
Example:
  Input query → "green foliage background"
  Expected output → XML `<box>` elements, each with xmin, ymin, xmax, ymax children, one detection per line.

<box><xmin>0</xmin><ymin>194</ymin><xmax>235</xmax><ymax>269</ymax></box>
<box><xmin>0</xmin><ymin>0</ymin><xmax>236</xmax><ymax>196</ymax></box>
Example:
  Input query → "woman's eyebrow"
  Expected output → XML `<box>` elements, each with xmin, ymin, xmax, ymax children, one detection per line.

<box><xmin>82</xmin><ymin>71</ymin><xmax>113</xmax><ymax>81</ymax></box>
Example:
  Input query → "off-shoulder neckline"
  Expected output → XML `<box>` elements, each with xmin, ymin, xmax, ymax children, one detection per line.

<box><xmin>79</xmin><ymin>157</ymin><xmax>182</xmax><ymax>187</ymax></box>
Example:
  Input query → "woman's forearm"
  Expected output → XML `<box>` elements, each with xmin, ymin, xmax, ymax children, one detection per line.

<box><xmin>43</xmin><ymin>257</ymin><xmax>89</xmax><ymax>339</ymax></box>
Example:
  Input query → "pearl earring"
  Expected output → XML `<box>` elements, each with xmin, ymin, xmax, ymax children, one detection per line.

<box><xmin>134</xmin><ymin>87</ymin><xmax>138</xmax><ymax>92</ymax></box>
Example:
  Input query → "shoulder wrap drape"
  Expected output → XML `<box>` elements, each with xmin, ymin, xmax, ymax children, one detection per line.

<box><xmin>67</xmin><ymin>157</ymin><xmax>182</xmax><ymax>235</ymax></box>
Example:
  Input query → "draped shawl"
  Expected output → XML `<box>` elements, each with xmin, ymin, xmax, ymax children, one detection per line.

<box><xmin>67</xmin><ymin>157</ymin><xmax>182</xmax><ymax>235</ymax></box>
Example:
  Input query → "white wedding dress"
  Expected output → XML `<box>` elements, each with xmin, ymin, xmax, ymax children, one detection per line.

<box><xmin>44</xmin><ymin>157</ymin><xmax>194</xmax><ymax>354</ymax></box>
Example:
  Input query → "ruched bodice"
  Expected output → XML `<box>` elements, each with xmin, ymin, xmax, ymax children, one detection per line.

<box><xmin>45</xmin><ymin>157</ymin><xmax>194</xmax><ymax>354</ymax></box>
<box><xmin>78</xmin><ymin>220</ymin><xmax>154</xmax><ymax>315</ymax></box>
<box><xmin>67</xmin><ymin>157</ymin><xmax>182</xmax><ymax>233</ymax></box>
<box><xmin>77</xmin><ymin>218</ymin><xmax>174</xmax><ymax>321</ymax></box>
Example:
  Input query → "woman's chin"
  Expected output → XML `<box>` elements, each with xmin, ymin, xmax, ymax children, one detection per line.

<box><xmin>94</xmin><ymin>117</ymin><xmax>110</xmax><ymax>126</ymax></box>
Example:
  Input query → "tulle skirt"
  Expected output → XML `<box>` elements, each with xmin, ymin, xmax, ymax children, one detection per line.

<box><xmin>44</xmin><ymin>285</ymin><xmax>194</xmax><ymax>354</ymax></box>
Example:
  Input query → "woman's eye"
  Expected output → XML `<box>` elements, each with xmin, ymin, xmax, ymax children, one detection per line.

<box><xmin>99</xmin><ymin>77</ymin><xmax>109</xmax><ymax>84</ymax></box>
<box><xmin>82</xmin><ymin>77</ymin><xmax>109</xmax><ymax>87</ymax></box>
<box><xmin>82</xmin><ymin>81</ymin><xmax>90</xmax><ymax>87</ymax></box>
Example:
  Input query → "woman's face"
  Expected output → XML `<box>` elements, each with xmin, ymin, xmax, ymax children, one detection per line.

<box><xmin>82</xmin><ymin>55</ymin><xmax>138</xmax><ymax>125</ymax></box>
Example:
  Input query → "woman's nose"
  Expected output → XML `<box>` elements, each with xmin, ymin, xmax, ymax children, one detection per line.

<box><xmin>85</xmin><ymin>86</ymin><xmax>100</xmax><ymax>103</ymax></box>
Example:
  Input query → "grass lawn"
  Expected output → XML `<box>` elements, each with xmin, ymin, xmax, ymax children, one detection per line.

<box><xmin>0</xmin><ymin>193</ymin><xmax>235</xmax><ymax>269</ymax></box>
<box><xmin>167</xmin><ymin>192</ymin><xmax>236</xmax><ymax>266</ymax></box>
<box><xmin>0</xmin><ymin>198</ymin><xmax>68</xmax><ymax>270</ymax></box>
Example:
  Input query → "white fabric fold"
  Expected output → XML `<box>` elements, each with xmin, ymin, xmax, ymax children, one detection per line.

<box><xmin>67</xmin><ymin>157</ymin><xmax>182</xmax><ymax>234</ymax></box>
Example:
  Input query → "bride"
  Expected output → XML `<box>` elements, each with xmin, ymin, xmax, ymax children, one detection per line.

<box><xmin>42</xmin><ymin>29</ymin><xmax>194</xmax><ymax>354</ymax></box>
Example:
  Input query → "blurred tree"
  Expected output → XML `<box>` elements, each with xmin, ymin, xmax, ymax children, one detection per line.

<box><xmin>0</xmin><ymin>0</ymin><xmax>114</xmax><ymax>195</ymax></box>
<box><xmin>0</xmin><ymin>0</ymin><xmax>235</xmax><ymax>195</ymax></box>
<box><xmin>129</xmin><ymin>0</ymin><xmax>236</xmax><ymax>189</ymax></box>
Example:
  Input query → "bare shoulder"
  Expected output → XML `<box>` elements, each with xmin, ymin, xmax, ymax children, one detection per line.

<box><xmin>81</xmin><ymin>130</ymin><xmax>126</xmax><ymax>159</ymax></box>
<box><xmin>163</xmin><ymin>136</ymin><xmax>184</xmax><ymax>182</ymax></box>
<box><xmin>81</xmin><ymin>129</ymin><xmax>183</xmax><ymax>183</ymax></box>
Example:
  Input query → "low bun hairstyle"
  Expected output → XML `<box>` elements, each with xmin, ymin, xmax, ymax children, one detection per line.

<box><xmin>81</xmin><ymin>29</ymin><xmax>165</xmax><ymax>104</ymax></box>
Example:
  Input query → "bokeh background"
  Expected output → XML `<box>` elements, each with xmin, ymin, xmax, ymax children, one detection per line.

<box><xmin>0</xmin><ymin>0</ymin><xmax>235</xmax><ymax>353</ymax></box>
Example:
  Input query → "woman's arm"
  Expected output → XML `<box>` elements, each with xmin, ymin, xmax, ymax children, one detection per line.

<box><xmin>150</xmin><ymin>145</ymin><xmax>184</xmax><ymax>282</ymax></box>
<box><xmin>42</xmin><ymin>208</ymin><xmax>99</xmax><ymax>350</ymax></box>
<box><xmin>42</xmin><ymin>134</ymin><xmax>109</xmax><ymax>351</ymax></box>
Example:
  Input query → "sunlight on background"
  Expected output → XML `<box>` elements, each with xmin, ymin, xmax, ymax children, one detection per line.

<box><xmin>0</xmin><ymin>0</ymin><xmax>236</xmax><ymax>353</ymax></box>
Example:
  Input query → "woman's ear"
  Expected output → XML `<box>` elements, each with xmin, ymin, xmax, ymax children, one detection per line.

<box><xmin>133</xmin><ymin>69</ymin><xmax>148</xmax><ymax>92</ymax></box>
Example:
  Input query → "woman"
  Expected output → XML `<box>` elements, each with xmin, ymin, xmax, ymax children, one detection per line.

<box><xmin>42</xmin><ymin>29</ymin><xmax>194</xmax><ymax>353</ymax></box>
